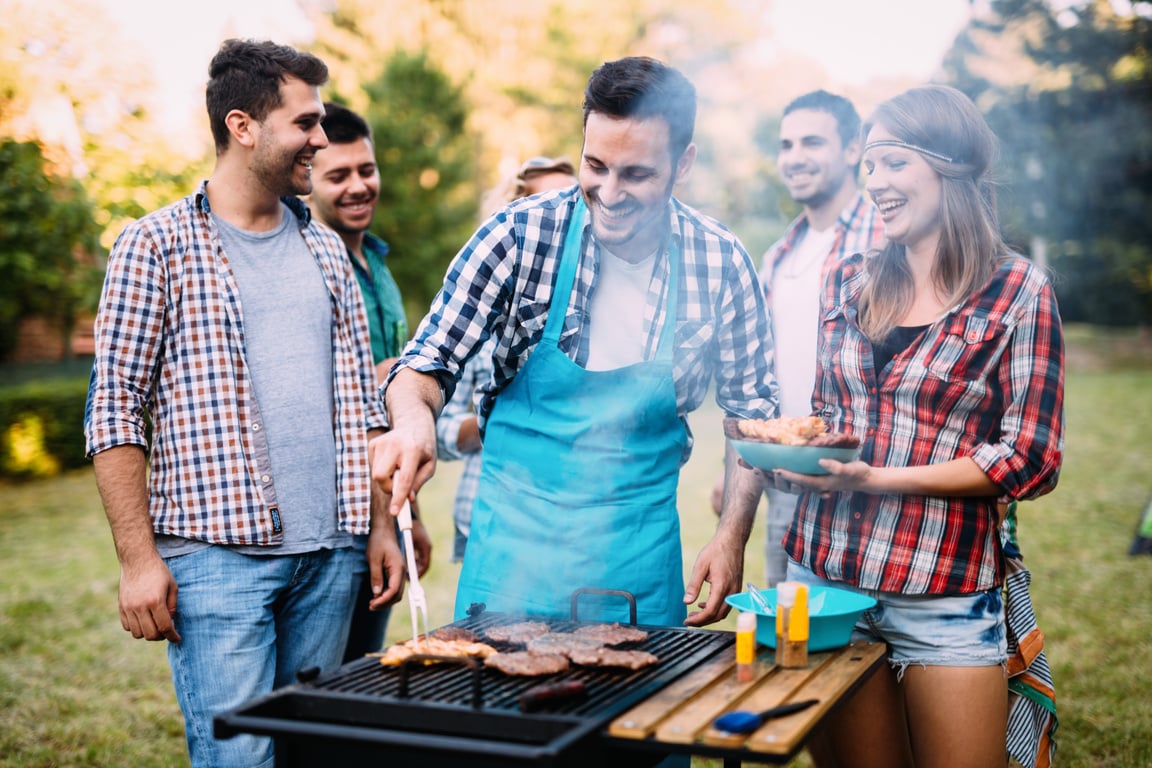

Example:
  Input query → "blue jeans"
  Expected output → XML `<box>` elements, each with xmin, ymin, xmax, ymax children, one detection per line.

<box><xmin>165</xmin><ymin>546</ymin><xmax>359</xmax><ymax>768</ymax></box>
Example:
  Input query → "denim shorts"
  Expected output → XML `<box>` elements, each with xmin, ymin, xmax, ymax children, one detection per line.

<box><xmin>785</xmin><ymin>560</ymin><xmax>1007</xmax><ymax>672</ymax></box>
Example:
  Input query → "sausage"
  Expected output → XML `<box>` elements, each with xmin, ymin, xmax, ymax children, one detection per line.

<box><xmin>518</xmin><ymin>679</ymin><xmax>588</xmax><ymax>712</ymax></box>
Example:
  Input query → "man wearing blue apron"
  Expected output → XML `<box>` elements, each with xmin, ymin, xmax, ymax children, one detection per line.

<box><xmin>368</xmin><ymin>56</ymin><xmax>779</xmax><ymax>629</ymax></box>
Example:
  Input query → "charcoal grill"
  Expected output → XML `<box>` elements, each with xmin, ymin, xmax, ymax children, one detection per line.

<box><xmin>215</xmin><ymin>593</ymin><xmax>734</xmax><ymax>767</ymax></box>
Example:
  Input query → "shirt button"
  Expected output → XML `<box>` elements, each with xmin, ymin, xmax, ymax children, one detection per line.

<box><xmin>854</xmin><ymin>513</ymin><xmax>862</xmax><ymax>519</ymax></box>
<box><xmin>253</xmin><ymin>424</ymin><xmax>261</xmax><ymax>432</ymax></box>
<box><xmin>261</xmin><ymin>474</ymin><xmax>271</xmax><ymax>484</ymax></box>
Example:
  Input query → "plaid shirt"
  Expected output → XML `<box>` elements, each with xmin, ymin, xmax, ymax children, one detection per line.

<box><xmin>760</xmin><ymin>192</ymin><xmax>885</xmax><ymax>301</ymax></box>
<box><xmin>435</xmin><ymin>336</ymin><xmax>495</xmax><ymax>552</ymax></box>
<box><xmin>392</xmin><ymin>187</ymin><xmax>778</xmax><ymax>452</ymax></box>
<box><xmin>783</xmin><ymin>253</ymin><xmax>1065</xmax><ymax>594</ymax></box>
<box><xmin>85</xmin><ymin>181</ymin><xmax>388</xmax><ymax>545</ymax></box>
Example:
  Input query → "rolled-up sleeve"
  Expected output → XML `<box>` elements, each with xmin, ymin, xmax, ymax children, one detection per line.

<box><xmin>714</xmin><ymin>244</ymin><xmax>779</xmax><ymax>421</ymax></box>
<box><xmin>971</xmin><ymin>283</ymin><xmax>1064</xmax><ymax>500</ymax></box>
<box><xmin>84</xmin><ymin>222</ymin><xmax>167</xmax><ymax>456</ymax></box>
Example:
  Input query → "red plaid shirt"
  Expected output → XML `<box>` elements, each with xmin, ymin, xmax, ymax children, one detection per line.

<box><xmin>783</xmin><ymin>253</ymin><xmax>1065</xmax><ymax>594</ymax></box>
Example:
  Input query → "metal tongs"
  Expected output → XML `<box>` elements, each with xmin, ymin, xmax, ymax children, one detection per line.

<box><xmin>397</xmin><ymin>498</ymin><xmax>429</xmax><ymax>649</ymax></box>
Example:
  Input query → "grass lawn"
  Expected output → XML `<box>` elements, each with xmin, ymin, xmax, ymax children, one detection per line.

<box><xmin>1</xmin><ymin>324</ymin><xmax>1150</xmax><ymax>767</ymax></box>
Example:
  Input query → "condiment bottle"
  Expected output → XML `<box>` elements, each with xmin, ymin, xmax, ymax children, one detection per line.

<box><xmin>736</xmin><ymin>610</ymin><xmax>757</xmax><ymax>682</ymax></box>
<box><xmin>775</xmin><ymin>582</ymin><xmax>809</xmax><ymax>668</ymax></box>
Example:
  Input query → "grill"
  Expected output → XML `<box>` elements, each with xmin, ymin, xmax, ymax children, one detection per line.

<box><xmin>214</xmin><ymin>598</ymin><xmax>734</xmax><ymax>767</ymax></box>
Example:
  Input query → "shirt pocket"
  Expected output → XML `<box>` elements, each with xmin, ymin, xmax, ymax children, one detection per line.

<box><xmin>923</xmin><ymin>314</ymin><xmax>1007</xmax><ymax>383</ymax></box>
<box><xmin>513</xmin><ymin>301</ymin><xmax>549</xmax><ymax>345</ymax></box>
<box><xmin>676</xmin><ymin>320</ymin><xmax>713</xmax><ymax>355</ymax></box>
<box><xmin>816</xmin><ymin>304</ymin><xmax>851</xmax><ymax>374</ymax></box>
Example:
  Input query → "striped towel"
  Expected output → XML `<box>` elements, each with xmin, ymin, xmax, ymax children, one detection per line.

<box><xmin>1002</xmin><ymin>504</ymin><xmax>1058</xmax><ymax>768</ymax></box>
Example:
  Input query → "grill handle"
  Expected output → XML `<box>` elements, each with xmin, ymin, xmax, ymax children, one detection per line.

<box><xmin>569</xmin><ymin>588</ymin><xmax>638</xmax><ymax>625</ymax></box>
<box><xmin>397</xmin><ymin>655</ymin><xmax>484</xmax><ymax>709</ymax></box>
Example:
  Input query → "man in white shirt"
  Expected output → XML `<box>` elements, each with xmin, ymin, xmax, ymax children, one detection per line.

<box><xmin>714</xmin><ymin>90</ymin><xmax>885</xmax><ymax>586</ymax></box>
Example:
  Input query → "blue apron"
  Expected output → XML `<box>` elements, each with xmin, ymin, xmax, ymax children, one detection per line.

<box><xmin>454</xmin><ymin>198</ymin><xmax>687</xmax><ymax>626</ymax></box>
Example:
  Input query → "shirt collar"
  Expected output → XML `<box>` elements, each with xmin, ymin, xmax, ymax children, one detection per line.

<box><xmin>193</xmin><ymin>180</ymin><xmax>313</xmax><ymax>226</ymax></box>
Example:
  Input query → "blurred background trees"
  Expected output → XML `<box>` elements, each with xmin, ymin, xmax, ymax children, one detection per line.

<box><xmin>941</xmin><ymin>0</ymin><xmax>1152</xmax><ymax>325</ymax></box>
<box><xmin>1</xmin><ymin>0</ymin><xmax>1150</xmax><ymax>366</ymax></box>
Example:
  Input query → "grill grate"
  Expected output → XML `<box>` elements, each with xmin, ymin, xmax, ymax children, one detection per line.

<box><xmin>315</xmin><ymin>613</ymin><xmax>733</xmax><ymax>717</ymax></box>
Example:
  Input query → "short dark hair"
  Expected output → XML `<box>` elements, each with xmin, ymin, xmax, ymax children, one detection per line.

<box><xmin>205</xmin><ymin>38</ymin><xmax>329</xmax><ymax>153</ymax></box>
<box><xmin>322</xmin><ymin>102</ymin><xmax>372</xmax><ymax>145</ymax></box>
<box><xmin>582</xmin><ymin>56</ymin><xmax>696</xmax><ymax>160</ymax></box>
<box><xmin>782</xmin><ymin>90</ymin><xmax>862</xmax><ymax>150</ymax></box>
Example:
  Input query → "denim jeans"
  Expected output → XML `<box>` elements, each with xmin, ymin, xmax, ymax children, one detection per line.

<box><xmin>165</xmin><ymin>545</ymin><xmax>359</xmax><ymax>768</ymax></box>
<box><xmin>785</xmin><ymin>559</ymin><xmax>1007</xmax><ymax>671</ymax></box>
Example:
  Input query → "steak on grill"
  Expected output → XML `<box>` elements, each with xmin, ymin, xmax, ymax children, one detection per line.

<box><xmin>484</xmin><ymin>651</ymin><xmax>570</xmax><ymax>676</ymax></box>
<box><xmin>483</xmin><ymin>621</ymin><xmax>552</xmax><ymax>645</ymax></box>
<box><xmin>526</xmin><ymin>632</ymin><xmax>605</xmax><ymax>657</ymax></box>
<box><xmin>431</xmin><ymin>627</ymin><xmax>481</xmax><ymax>643</ymax></box>
<box><xmin>568</xmin><ymin>647</ymin><xmax>659</xmax><ymax>670</ymax></box>
<box><xmin>572</xmin><ymin>622</ymin><xmax>649</xmax><ymax>646</ymax></box>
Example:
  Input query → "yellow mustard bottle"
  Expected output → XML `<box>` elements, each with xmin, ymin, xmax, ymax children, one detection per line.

<box><xmin>736</xmin><ymin>610</ymin><xmax>757</xmax><ymax>682</ymax></box>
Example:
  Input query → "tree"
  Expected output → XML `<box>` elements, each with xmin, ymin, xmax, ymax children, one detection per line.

<box><xmin>941</xmin><ymin>0</ymin><xmax>1152</xmax><ymax>325</ymax></box>
<box><xmin>354</xmin><ymin>50</ymin><xmax>481</xmax><ymax>327</ymax></box>
<box><xmin>0</xmin><ymin>139</ymin><xmax>103</xmax><ymax>361</ymax></box>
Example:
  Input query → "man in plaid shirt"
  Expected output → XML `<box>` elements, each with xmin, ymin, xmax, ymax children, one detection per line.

<box><xmin>84</xmin><ymin>40</ymin><xmax>398</xmax><ymax>768</ymax></box>
<box><xmin>374</xmin><ymin>57</ymin><xmax>779</xmax><ymax>629</ymax></box>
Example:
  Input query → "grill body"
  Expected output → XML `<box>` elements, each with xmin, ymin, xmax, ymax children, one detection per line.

<box><xmin>215</xmin><ymin>611</ymin><xmax>734</xmax><ymax>766</ymax></box>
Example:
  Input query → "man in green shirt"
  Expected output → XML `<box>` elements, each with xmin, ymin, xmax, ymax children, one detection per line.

<box><xmin>310</xmin><ymin>102</ymin><xmax>431</xmax><ymax>660</ymax></box>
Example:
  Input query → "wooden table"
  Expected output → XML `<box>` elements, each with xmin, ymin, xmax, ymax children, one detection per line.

<box><xmin>604</xmin><ymin>641</ymin><xmax>886</xmax><ymax>766</ymax></box>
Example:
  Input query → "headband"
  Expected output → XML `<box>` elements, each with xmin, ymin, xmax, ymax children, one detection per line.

<box><xmin>864</xmin><ymin>139</ymin><xmax>954</xmax><ymax>164</ymax></box>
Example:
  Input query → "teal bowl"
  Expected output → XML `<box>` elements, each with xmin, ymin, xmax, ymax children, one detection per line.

<box><xmin>730</xmin><ymin>439</ymin><xmax>859</xmax><ymax>475</ymax></box>
<box><xmin>725</xmin><ymin>585</ymin><xmax>877</xmax><ymax>651</ymax></box>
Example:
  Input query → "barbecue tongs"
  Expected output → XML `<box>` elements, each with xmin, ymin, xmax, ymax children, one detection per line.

<box><xmin>397</xmin><ymin>498</ymin><xmax>430</xmax><ymax>648</ymax></box>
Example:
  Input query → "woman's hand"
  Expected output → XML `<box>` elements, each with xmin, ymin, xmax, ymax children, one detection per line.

<box><xmin>768</xmin><ymin>459</ymin><xmax>874</xmax><ymax>497</ymax></box>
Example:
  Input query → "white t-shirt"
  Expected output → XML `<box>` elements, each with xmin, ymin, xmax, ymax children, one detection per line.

<box><xmin>769</xmin><ymin>225</ymin><xmax>837</xmax><ymax>417</ymax></box>
<box><xmin>586</xmin><ymin>246</ymin><xmax>658</xmax><ymax>371</ymax></box>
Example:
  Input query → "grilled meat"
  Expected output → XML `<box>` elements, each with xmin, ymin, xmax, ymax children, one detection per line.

<box><xmin>484</xmin><ymin>651</ymin><xmax>571</xmax><ymax>676</ymax></box>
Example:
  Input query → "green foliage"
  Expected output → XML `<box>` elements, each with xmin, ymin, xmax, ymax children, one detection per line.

<box><xmin>941</xmin><ymin>0</ymin><xmax>1152</xmax><ymax>325</ymax></box>
<box><xmin>358</xmin><ymin>50</ymin><xmax>481</xmax><ymax>330</ymax></box>
<box><xmin>0</xmin><ymin>139</ymin><xmax>104</xmax><ymax>360</ymax></box>
<box><xmin>0</xmin><ymin>376</ymin><xmax>91</xmax><ymax>480</ymax></box>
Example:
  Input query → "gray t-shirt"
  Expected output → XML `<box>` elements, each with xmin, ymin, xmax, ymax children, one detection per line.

<box><xmin>157</xmin><ymin>204</ymin><xmax>348</xmax><ymax>557</ymax></box>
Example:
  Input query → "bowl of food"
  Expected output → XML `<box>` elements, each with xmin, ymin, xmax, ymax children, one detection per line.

<box><xmin>724</xmin><ymin>417</ymin><xmax>860</xmax><ymax>475</ymax></box>
<box><xmin>725</xmin><ymin>585</ymin><xmax>876</xmax><ymax>651</ymax></box>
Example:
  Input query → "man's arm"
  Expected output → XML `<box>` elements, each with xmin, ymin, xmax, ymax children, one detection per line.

<box><xmin>91</xmin><ymin>445</ymin><xmax>181</xmax><ymax>642</ymax></box>
<box><xmin>369</xmin><ymin>368</ymin><xmax>444</xmax><ymax>516</ymax></box>
<box><xmin>683</xmin><ymin>440</ymin><xmax>761</xmax><ymax>626</ymax></box>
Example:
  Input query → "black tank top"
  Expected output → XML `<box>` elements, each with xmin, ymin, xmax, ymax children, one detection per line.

<box><xmin>874</xmin><ymin>323</ymin><xmax>929</xmax><ymax>375</ymax></box>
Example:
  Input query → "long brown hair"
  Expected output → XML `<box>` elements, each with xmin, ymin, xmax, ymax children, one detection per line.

<box><xmin>858</xmin><ymin>85</ymin><xmax>1009</xmax><ymax>342</ymax></box>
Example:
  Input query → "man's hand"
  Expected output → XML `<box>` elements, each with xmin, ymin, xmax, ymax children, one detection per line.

<box><xmin>118</xmin><ymin>553</ymin><xmax>181</xmax><ymax>642</ymax></box>
<box><xmin>371</xmin><ymin>369</ymin><xmax>442</xmax><ymax>516</ymax></box>
<box><xmin>367</xmin><ymin>522</ymin><xmax>405</xmax><ymax>612</ymax></box>
<box><xmin>682</xmin><ymin>529</ymin><xmax>744</xmax><ymax>626</ymax></box>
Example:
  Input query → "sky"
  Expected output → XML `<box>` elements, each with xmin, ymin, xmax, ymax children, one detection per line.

<box><xmin>93</xmin><ymin>0</ymin><xmax>972</xmax><ymax>140</ymax></box>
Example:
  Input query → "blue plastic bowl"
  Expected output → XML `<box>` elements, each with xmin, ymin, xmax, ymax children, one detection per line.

<box><xmin>730</xmin><ymin>439</ymin><xmax>859</xmax><ymax>475</ymax></box>
<box><xmin>725</xmin><ymin>585</ymin><xmax>877</xmax><ymax>652</ymax></box>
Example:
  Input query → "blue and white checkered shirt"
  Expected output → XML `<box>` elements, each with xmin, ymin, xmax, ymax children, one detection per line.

<box><xmin>391</xmin><ymin>187</ymin><xmax>778</xmax><ymax>459</ymax></box>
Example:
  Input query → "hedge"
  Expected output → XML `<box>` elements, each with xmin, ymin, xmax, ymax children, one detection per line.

<box><xmin>0</xmin><ymin>377</ymin><xmax>91</xmax><ymax>480</ymax></box>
